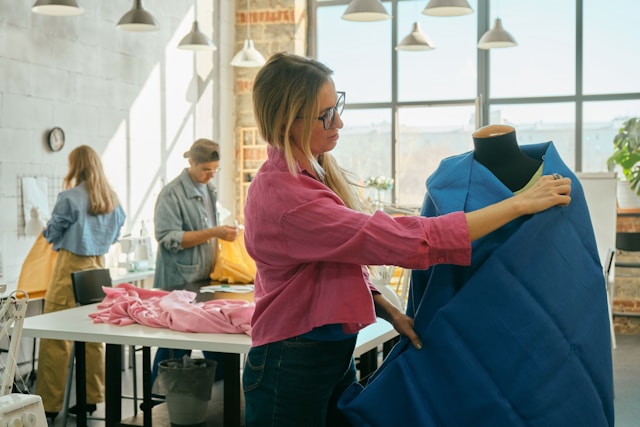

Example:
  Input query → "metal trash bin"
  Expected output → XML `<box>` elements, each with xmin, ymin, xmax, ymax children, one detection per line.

<box><xmin>155</xmin><ymin>356</ymin><xmax>217</xmax><ymax>426</ymax></box>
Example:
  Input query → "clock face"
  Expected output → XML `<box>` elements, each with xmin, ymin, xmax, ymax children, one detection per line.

<box><xmin>48</xmin><ymin>127</ymin><xmax>65</xmax><ymax>152</ymax></box>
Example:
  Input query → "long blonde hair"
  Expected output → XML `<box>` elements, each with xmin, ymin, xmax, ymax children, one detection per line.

<box><xmin>252</xmin><ymin>52</ymin><xmax>362</xmax><ymax>210</ymax></box>
<box><xmin>63</xmin><ymin>145</ymin><xmax>119</xmax><ymax>215</ymax></box>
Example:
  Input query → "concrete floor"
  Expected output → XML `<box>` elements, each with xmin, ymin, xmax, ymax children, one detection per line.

<box><xmin>45</xmin><ymin>334</ymin><xmax>640</xmax><ymax>426</ymax></box>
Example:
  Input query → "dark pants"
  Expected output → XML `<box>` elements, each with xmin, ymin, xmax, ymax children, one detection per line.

<box><xmin>243</xmin><ymin>336</ymin><xmax>357</xmax><ymax>427</ymax></box>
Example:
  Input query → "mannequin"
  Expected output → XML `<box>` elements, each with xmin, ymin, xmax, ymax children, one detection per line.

<box><xmin>472</xmin><ymin>124</ymin><xmax>542</xmax><ymax>192</ymax></box>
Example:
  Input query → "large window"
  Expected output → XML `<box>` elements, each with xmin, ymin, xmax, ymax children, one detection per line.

<box><xmin>311</xmin><ymin>0</ymin><xmax>640</xmax><ymax>208</ymax></box>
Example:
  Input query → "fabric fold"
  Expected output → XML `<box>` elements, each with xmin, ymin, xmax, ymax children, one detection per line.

<box><xmin>89</xmin><ymin>283</ymin><xmax>254</xmax><ymax>335</ymax></box>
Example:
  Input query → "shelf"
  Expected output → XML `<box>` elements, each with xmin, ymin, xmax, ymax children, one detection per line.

<box><xmin>236</xmin><ymin>127</ymin><xmax>267</xmax><ymax>222</ymax></box>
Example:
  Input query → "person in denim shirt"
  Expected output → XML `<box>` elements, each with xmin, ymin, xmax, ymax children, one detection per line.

<box><xmin>36</xmin><ymin>145</ymin><xmax>125</xmax><ymax>421</ymax></box>
<box><xmin>149</xmin><ymin>139</ymin><xmax>238</xmax><ymax>407</ymax></box>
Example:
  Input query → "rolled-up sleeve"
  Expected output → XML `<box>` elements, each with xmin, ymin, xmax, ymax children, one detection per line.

<box><xmin>154</xmin><ymin>193</ymin><xmax>186</xmax><ymax>253</ymax></box>
<box><xmin>276</xmin><ymin>193</ymin><xmax>471</xmax><ymax>270</ymax></box>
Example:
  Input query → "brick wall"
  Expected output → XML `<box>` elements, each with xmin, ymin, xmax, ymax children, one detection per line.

<box><xmin>233</xmin><ymin>0</ymin><xmax>307</xmax><ymax>219</ymax></box>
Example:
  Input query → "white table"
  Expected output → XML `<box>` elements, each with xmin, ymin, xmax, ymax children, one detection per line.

<box><xmin>19</xmin><ymin>304</ymin><xmax>398</xmax><ymax>427</ymax></box>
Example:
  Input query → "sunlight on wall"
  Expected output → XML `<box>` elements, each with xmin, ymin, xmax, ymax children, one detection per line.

<box><xmin>101</xmin><ymin>4</ymin><xmax>217</xmax><ymax>257</ymax></box>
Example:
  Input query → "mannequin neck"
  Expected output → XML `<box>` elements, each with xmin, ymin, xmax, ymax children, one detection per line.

<box><xmin>473</xmin><ymin>131</ymin><xmax>542</xmax><ymax>192</ymax></box>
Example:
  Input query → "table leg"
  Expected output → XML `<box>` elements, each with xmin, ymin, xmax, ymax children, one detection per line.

<box><xmin>142</xmin><ymin>347</ymin><xmax>152</xmax><ymax>427</ymax></box>
<box><xmin>223</xmin><ymin>353</ymin><xmax>241</xmax><ymax>427</ymax></box>
<box><xmin>75</xmin><ymin>341</ymin><xmax>87</xmax><ymax>427</ymax></box>
<box><xmin>105</xmin><ymin>344</ymin><xmax>122</xmax><ymax>426</ymax></box>
<box><xmin>382</xmin><ymin>336</ymin><xmax>400</xmax><ymax>358</ymax></box>
<box><xmin>358</xmin><ymin>348</ymin><xmax>378</xmax><ymax>382</ymax></box>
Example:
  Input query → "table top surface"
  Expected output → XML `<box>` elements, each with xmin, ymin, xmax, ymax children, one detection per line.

<box><xmin>20</xmin><ymin>302</ymin><xmax>398</xmax><ymax>357</ymax></box>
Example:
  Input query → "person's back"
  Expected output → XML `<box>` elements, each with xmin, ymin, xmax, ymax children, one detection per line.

<box><xmin>36</xmin><ymin>145</ymin><xmax>125</xmax><ymax>422</ymax></box>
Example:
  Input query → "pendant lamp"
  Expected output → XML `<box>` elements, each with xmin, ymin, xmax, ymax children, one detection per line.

<box><xmin>395</xmin><ymin>22</ymin><xmax>434</xmax><ymax>51</ymax></box>
<box><xmin>231</xmin><ymin>0</ymin><xmax>266</xmax><ymax>68</ymax></box>
<box><xmin>422</xmin><ymin>0</ymin><xmax>473</xmax><ymax>16</ymax></box>
<box><xmin>178</xmin><ymin>21</ymin><xmax>217</xmax><ymax>51</ymax></box>
<box><xmin>31</xmin><ymin>0</ymin><xmax>84</xmax><ymax>16</ymax></box>
<box><xmin>422</xmin><ymin>0</ymin><xmax>473</xmax><ymax>17</ymax></box>
<box><xmin>477</xmin><ymin>18</ymin><xmax>517</xmax><ymax>49</ymax></box>
<box><xmin>341</xmin><ymin>0</ymin><xmax>391</xmax><ymax>22</ymax></box>
<box><xmin>117</xmin><ymin>0</ymin><xmax>159</xmax><ymax>32</ymax></box>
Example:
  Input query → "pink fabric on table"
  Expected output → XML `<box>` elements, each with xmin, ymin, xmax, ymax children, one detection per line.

<box><xmin>89</xmin><ymin>283</ymin><xmax>254</xmax><ymax>335</ymax></box>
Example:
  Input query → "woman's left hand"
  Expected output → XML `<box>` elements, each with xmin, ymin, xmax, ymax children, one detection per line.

<box><xmin>390</xmin><ymin>313</ymin><xmax>423</xmax><ymax>350</ymax></box>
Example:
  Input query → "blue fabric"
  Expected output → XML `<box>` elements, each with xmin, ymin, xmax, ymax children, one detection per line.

<box><xmin>339</xmin><ymin>142</ymin><xmax>614</xmax><ymax>427</ymax></box>
<box><xmin>243</xmin><ymin>336</ymin><xmax>357</xmax><ymax>427</ymax></box>
<box><xmin>44</xmin><ymin>182</ymin><xmax>125</xmax><ymax>256</ymax></box>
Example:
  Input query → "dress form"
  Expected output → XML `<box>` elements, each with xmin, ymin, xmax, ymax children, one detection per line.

<box><xmin>472</xmin><ymin>125</ymin><xmax>542</xmax><ymax>192</ymax></box>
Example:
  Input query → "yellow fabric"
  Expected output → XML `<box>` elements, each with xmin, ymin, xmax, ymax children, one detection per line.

<box><xmin>210</xmin><ymin>230</ymin><xmax>256</xmax><ymax>284</ymax></box>
<box><xmin>16</xmin><ymin>234</ymin><xmax>58</xmax><ymax>300</ymax></box>
<box><xmin>35</xmin><ymin>249</ymin><xmax>105</xmax><ymax>412</ymax></box>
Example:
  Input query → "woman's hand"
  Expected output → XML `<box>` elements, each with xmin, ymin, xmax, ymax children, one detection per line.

<box><xmin>372</xmin><ymin>292</ymin><xmax>422</xmax><ymax>350</ymax></box>
<box><xmin>465</xmin><ymin>174</ymin><xmax>571</xmax><ymax>242</ymax></box>
<box><xmin>390</xmin><ymin>313</ymin><xmax>423</xmax><ymax>350</ymax></box>
<box><xmin>514</xmin><ymin>174</ymin><xmax>571</xmax><ymax>215</ymax></box>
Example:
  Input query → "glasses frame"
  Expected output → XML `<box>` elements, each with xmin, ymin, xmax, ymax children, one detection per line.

<box><xmin>317</xmin><ymin>91</ymin><xmax>346</xmax><ymax>130</ymax></box>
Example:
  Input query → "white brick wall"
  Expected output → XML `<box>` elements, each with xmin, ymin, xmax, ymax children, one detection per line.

<box><xmin>0</xmin><ymin>0</ymin><xmax>236</xmax><ymax>284</ymax></box>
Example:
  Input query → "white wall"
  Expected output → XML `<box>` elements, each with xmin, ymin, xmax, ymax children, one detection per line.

<box><xmin>0</xmin><ymin>0</ymin><xmax>235</xmax><ymax>284</ymax></box>
<box><xmin>576</xmin><ymin>172</ymin><xmax>617</xmax><ymax>266</ymax></box>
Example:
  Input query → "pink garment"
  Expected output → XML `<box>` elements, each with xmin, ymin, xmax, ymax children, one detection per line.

<box><xmin>244</xmin><ymin>146</ymin><xmax>471</xmax><ymax>347</ymax></box>
<box><xmin>89</xmin><ymin>283</ymin><xmax>253</xmax><ymax>335</ymax></box>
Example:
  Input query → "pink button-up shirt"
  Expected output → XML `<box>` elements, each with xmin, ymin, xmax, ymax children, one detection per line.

<box><xmin>244</xmin><ymin>147</ymin><xmax>471</xmax><ymax>347</ymax></box>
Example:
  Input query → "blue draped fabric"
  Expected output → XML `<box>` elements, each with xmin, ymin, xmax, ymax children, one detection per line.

<box><xmin>339</xmin><ymin>142</ymin><xmax>614</xmax><ymax>427</ymax></box>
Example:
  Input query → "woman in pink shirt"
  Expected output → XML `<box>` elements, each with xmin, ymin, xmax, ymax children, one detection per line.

<box><xmin>242</xmin><ymin>52</ymin><xmax>571</xmax><ymax>427</ymax></box>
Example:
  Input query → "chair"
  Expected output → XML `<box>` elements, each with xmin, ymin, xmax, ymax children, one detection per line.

<box><xmin>613</xmin><ymin>232</ymin><xmax>640</xmax><ymax>322</ymax></box>
<box><xmin>61</xmin><ymin>268</ymin><xmax>110</xmax><ymax>425</ymax></box>
<box><xmin>63</xmin><ymin>268</ymin><xmax>140</xmax><ymax>425</ymax></box>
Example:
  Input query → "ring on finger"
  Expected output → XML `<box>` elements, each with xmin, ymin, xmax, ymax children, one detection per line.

<box><xmin>552</xmin><ymin>173</ymin><xmax>562</xmax><ymax>180</ymax></box>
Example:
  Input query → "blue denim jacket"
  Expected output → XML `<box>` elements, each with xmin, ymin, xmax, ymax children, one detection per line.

<box><xmin>153</xmin><ymin>169</ymin><xmax>218</xmax><ymax>289</ymax></box>
<box><xmin>44</xmin><ymin>182</ymin><xmax>125</xmax><ymax>256</ymax></box>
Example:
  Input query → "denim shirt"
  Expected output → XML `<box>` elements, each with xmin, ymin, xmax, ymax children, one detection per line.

<box><xmin>44</xmin><ymin>182</ymin><xmax>126</xmax><ymax>256</ymax></box>
<box><xmin>153</xmin><ymin>168</ymin><xmax>218</xmax><ymax>290</ymax></box>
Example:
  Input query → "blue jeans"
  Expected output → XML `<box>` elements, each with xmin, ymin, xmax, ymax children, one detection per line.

<box><xmin>243</xmin><ymin>336</ymin><xmax>357</xmax><ymax>427</ymax></box>
<box><xmin>151</xmin><ymin>347</ymin><xmax>225</xmax><ymax>392</ymax></box>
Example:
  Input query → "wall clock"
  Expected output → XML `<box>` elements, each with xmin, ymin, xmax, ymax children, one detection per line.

<box><xmin>47</xmin><ymin>127</ymin><xmax>65</xmax><ymax>152</ymax></box>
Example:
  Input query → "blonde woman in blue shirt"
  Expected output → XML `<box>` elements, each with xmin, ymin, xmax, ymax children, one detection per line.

<box><xmin>35</xmin><ymin>145</ymin><xmax>125</xmax><ymax>421</ymax></box>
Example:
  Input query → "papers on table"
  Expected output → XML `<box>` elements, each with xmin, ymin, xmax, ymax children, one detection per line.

<box><xmin>200</xmin><ymin>284</ymin><xmax>254</xmax><ymax>294</ymax></box>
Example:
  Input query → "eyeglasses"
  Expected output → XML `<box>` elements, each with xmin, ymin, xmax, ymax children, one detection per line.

<box><xmin>296</xmin><ymin>92</ymin><xmax>346</xmax><ymax>130</ymax></box>
<box><xmin>317</xmin><ymin>91</ymin><xmax>345</xmax><ymax>130</ymax></box>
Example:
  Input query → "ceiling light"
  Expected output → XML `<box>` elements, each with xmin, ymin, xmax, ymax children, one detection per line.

<box><xmin>341</xmin><ymin>0</ymin><xmax>391</xmax><ymax>22</ymax></box>
<box><xmin>178</xmin><ymin>21</ymin><xmax>217</xmax><ymax>51</ymax></box>
<box><xmin>117</xmin><ymin>0</ymin><xmax>159</xmax><ymax>32</ymax></box>
<box><xmin>231</xmin><ymin>0</ymin><xmax>265</xmax><ymax>68</ymax></box>
<box><xmin>231</xmin><ymin>39</ymin><xmax>266</xmax><ymax>68</ymax></box>
<box><xmin>477</xmin><ymin>18</ymin><xmax>517</xmax><ymax>49</ymax></box>
<box><xmin>31</xmin><ymin>0</ymin><xmax>84</xmax><ymax>16</ymax></box>
<box><xmin>396</xmin><ymin>22</ymin><xmax>435</xmax><ymax>51</ymax></box>
<box><xmin>422</xmin><ymin>0</ymin><xmax>473</xmax><ymax>17</ymax></box>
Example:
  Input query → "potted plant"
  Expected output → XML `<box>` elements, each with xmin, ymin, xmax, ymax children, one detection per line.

<box><xmin>607</xmin><ymin>118</ymin><xmax>640</xmax><ymax>208</ymax></box>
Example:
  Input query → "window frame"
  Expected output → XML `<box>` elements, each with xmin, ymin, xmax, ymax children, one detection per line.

<box><xmin>308</xmin><ymin>0</ymin><xmax>640</xmax><ymax>206</ymax></box>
